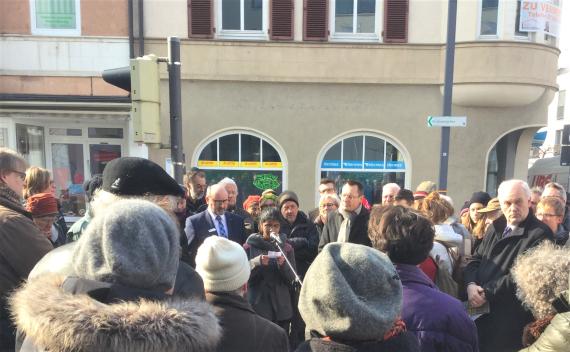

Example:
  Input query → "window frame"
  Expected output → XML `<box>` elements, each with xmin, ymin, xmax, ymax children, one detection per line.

<box><xmin>30</xmin><ymin>0</ymin><xmax>81</xmax><ymax>36</ymax></box>
<box><xmin>329</xmin><ymin>0</ymin><xmax>381</xmax><ymax>42</ymax></box>
<box><xmin>477</xmin><ymin>0</ymin><xmax>503</xmax><ymax>39</ymax></box>
<box><xmin>514</xmin><ymin>0</ymin><xmax>530</xmax><ymax>40</ymax></box>
<box><xmin>216</xmin><ymin>0</ymin><xmax>270</xmax><ymax>40</ymax></box>
<box><xmin>316</xmin><ymin>130</ymin><xmax>410</xmax><ymax>204</ymax></box>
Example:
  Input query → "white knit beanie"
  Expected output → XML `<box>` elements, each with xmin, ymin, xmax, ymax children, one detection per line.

<box><xmin>195</xmin><ymin>236</ymin><xmax>250</xmax><ymax>292</ymax></box>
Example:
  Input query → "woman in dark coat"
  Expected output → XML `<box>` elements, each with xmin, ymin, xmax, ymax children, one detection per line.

<box><xmin>243</xmin><ymin>207</ymin><xmax>296</xmax><ymax>332</ymax></box>
<box><xmin>369</xmin><ymin>205</ymin><xmax>479</xmax><ymax>352</ymax></box>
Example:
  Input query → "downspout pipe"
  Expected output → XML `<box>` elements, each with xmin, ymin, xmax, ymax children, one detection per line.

<box><xmin>138</xmin><ymin>0</ymin><xmax>144</xmax><ymax>56</ymax></box>
<box><xmin>128</xmin><ymin>0</ymin><xmax>134</xmax><ymax>58</ymax></box>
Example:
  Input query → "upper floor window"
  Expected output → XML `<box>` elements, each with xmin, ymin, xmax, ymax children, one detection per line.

<box><xmin>217</xmin><ymin>0</ymin><xmax>268</xmax><ymax>40</ymax></box>
<box><xmin>331</xmin><ymin>0</ymin><xmax>378</xmax><ymax>40</ymax></box>
<box><xmin>30</xmin><ymin>0</ymin><xmax>81</xmax><ymax>36</ymax></box>
<box><xmin>558</xmin><ymin>90</ymin><xmax>566</xmax><ymax>120</ymax></box>
<box><xmin>515</xmin><ymin>0</ymin><xmax>529</xmax><ymax>38</ymax></box>
<box><xmin>479</xmin><ymin>0</ymin><xmax>499</xmax><ymax>37</ymax></box>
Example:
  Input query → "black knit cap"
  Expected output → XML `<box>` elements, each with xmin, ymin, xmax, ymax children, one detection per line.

<box><xmin>102</xmin><ymin>157</ymin><xmax>185</xmax><ymax>197</ymax></box>
<box><xmin>469</xmin><ymin>191</ymin><xmax>492</xmax><ymax>207</ymax></box>
<box><xmin>278</xmin><ymin>190</ymin><xmax>299</xmax><ymax>209</ymax></box>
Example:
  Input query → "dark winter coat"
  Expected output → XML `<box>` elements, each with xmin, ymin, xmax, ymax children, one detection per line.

<box><xmin>206</xmin><ymin>291</ymin><xmax>289</xmax><ymax>352</ymax></box>
<box><xmin>463</xmin><ymin>214</ymin><xmax>553</xmax><ymax>352</ymax></box>
<box><xmin>27</xmin><ymin>241</ymin><xmax>205</xmax><ymax>300</ymax></box>
<box><xmin>0</xmin><ymin>198</ymin><xmax>53</xmax><ymax>351</ymax></box>
<box><xmin>10</xmin><ymin>275</ymin><xmax>220</xmax><ymax>352</ymax></box>
<box><xmin>318</xmin><ymin>207</ymin><xmax>371</xmax><ymax>251</ymax></box>
<box><xmin>279</xmin><ymin>211</ymin><xmax>319</xmax><ymax>278</ymax></box>
<box><xmin>396</xmin><ymin>264</ymin><xmax>479</xmax><ymax>352</ymax></box>
<box><xmin>243</xmin><ymin>233</ymin><xmax>296</xmax><ymax>323</ymax></box>
<box><xmin>295</xmin><ymin>332</ymin><xmax>420</xmax><ymax>352</ymax></box>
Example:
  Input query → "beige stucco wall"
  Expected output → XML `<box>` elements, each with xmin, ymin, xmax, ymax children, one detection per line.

<box><xmin>148</xmin><ymin>78</ymin><xmax>553</xmax><ymax>209</ymax></box>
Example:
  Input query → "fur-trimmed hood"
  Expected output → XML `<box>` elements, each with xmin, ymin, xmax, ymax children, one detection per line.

<box><xmin>10</xmin><ymin>275</ymin><xmax>221</xmax><ymax>352</ymax></box>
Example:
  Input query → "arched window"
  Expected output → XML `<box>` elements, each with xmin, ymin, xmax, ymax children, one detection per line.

<box><xmin>319</xmin><ymin>133</ymin><xmax>408</xmax><ymax>204</ymax></box>
<box><xmin>195</xmin><ymin>130</ymin><xmax>286</xmax><ymax>204</ymax></box>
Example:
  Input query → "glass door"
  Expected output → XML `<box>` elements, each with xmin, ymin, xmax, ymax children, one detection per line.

<box><xmin>51</xmin><ymin>143</ymin><xmax>86</xmax><ymax>217</ymax></box>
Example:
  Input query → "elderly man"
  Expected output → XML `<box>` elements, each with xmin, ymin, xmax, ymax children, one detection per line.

<box><xmin>308</xmin><ymin>178</ymin><xmax>336</xmax><ymax>222</ymax></box>
<box><xmin>218</xmin><ymin>177</ymin><xmax>255</xmax><ymax>234</ymax></box>
<box><xmin>318</xmin><ymin>180</ymin><xmax>371</xmax><ymax>251</ymax></box>
<box><xmin>542</xmin><ymin>182</ymin><xmax>570</xmax><ymax>231</ymax></box>
<box><xmin>185</xmin><ymin>184</ymin><xmax>246</xmax><ymax>267</ymax></box>
<box><xmin>29</xmin><ymin>157</ymin><xmax>205</xmax><ymax>300</ymax></box>
<box><xmin>382</xmin><ymin>183</ymin><xmax>401</xmax><ymax>205</ymax></box>
<box><xmin>464</xmin><ymin>179</ymin><xmax>553</xmax><ymax>352</ymax></box>
<box><xmin>195</xmin><ymin>236</ymin><xmax>289</xmax><ymax>352</ymax></box>
<box><xmin>184</xmin><ymin>167</ymin><xmax>207</xmax><ymax>216</ymax></box>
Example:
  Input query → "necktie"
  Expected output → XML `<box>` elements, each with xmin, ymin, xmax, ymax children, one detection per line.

<box><xmin>502</xmin><ymin>226</ymin><xmax>512</xmax><ymax>239</ymax></box>
<box><xmin>216</xmin><ymin>215</ymin><xmax>227</xmax><ymax>238</ymax></box>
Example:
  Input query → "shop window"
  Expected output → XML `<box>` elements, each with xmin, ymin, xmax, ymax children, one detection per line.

<box><xmin>197</xmin><ymin>131</ymin><xmax>285</xmax><ymax>206</ymax></box>
<box><xmin>16</xmin><ymin>124</ymin><xmax>45</xmax><ymax>167</ymax></box>
<box><xmin>30</xmin><ymin>0</ymin><xmax>81</xmax><ymax>36</ymax></box>
<box><xmin>320</xmin><ymin>133</ymin><xmax>407</xmax><ymax>204</ymax></box>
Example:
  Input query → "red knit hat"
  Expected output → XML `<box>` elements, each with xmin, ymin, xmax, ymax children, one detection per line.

<box><xmin>243</xmin><ymin>195</ymin><xmax>261</xmax><ymax>211</ymax></box>
<box><xmin>26</xmin><ymin>193</ymin><xmax>58</xmax><ymax>216</ymax></box>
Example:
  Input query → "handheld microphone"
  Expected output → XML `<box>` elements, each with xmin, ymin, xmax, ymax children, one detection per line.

<box><xmin>270</xmin><ymin>232</ymin><xmax>283</xmax><ymax>245</ymax></box>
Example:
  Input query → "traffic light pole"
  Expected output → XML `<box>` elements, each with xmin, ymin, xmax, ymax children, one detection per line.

<box><xmin>168</xmin><ymin>37</ymin><xmax>185</xmax><ymax>183</ymax></box>
<box><xmin>438</xmin><ymin>0</ymin><xmax>457</xmax><ymax>194</ymax></box>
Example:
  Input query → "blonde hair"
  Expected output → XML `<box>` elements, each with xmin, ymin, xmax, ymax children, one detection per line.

<box><xmin>512</xmin><ymin>241</ymin><xmax>570</xmax><ymax>319</ymax></box>
<box><xmin>537</xmin><ymin>197</ymin><xmax>565</xmax><ymax>217</ymax></box>
<box><xmin>418</xmin><ymin>192</ymin><xmax>454</xmax><ymax>224</ymax></box>
<box><xmin>23</xmin><ymin>167</ymin><xmax>51</xmax><ymax>199</ymax></box>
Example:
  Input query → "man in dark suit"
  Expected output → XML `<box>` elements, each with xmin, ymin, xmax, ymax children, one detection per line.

<box><xmin>185</xmin><ymin>183</ymin><xmax>246</xmax><ymax>267</ymax></box>
<box><xmin>464</xmin><ymin>179</ymin><xmax>553</xmax><ymax>352</ymax></box>
<box><xmin>318</xmin><ymin>180</ymin><xmax>370</xmax><ymax>251</ymax></box>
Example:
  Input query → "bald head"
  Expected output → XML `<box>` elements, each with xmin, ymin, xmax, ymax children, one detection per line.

<box><xmin>207</xmin><ymin>184</ymin><xmax>229</xmax><ymax>215</ymax></box>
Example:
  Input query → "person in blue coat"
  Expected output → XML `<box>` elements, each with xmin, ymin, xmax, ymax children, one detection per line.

<box><xmin>369</xmin><ymin>205</ymin><xmax>479</xmax><ymax>352</ymax></box>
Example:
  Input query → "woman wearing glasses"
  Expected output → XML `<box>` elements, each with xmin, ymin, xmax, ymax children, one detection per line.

<box><xmin>314</xmin><ymin>193</ymin><xmax>340</xmax><ymax>237</ymax></box>
<box><xmin>23</xmin><ymin>167</ymin><xmax>67</xmax><ymax>247</ymax></box>
<box><xmin>0</xmin><ymin>148</ymin><xmax>53</xmax><ymax>351</ymax></box>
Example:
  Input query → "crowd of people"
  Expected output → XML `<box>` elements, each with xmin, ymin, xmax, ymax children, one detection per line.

<box><xmin>1</xmin><ymin>146</ymin><xmax>569</xmax><ymax>352</ymax></box>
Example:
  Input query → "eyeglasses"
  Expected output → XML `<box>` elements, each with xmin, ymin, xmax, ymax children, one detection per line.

<box><xmin>320</xmin><ymin>203</ymin><xmax>337</xmax><ymax>208</ymax></box>
<box><xmin>10</xmin><ymin>170</ymin><xmax>26</xmax><ymax>180</ymax></box>
<box><xmin>537</xmin><ymin>213</ymin><xmax>561</xmax><ymax>218</ymax></box>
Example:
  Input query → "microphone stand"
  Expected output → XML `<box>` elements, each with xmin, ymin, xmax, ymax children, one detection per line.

<box><xmin>271</xmin><ymin>234</ymin><xmax>303</xmax><ymax>287</ymax></box>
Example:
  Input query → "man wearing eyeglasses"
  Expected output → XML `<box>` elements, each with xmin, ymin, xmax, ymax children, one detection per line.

<box><xmin>185</xmin><ymin>183</ymin><xmax>246</xmax><ymax>267</ymax></box>
<box><xmin>318</xmin><ymin>180</ymin><xmax>371</xmax><ymax>252</ymax></box>
<box><xmin>536</xmin><ymin>197</ymin><xmax>568</xmax><ymax>245</ymax></box>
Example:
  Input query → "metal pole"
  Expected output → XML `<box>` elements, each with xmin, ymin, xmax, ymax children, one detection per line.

<box><xmin>438</xmin><ymin>0</ymin><xmax>457</xmax><ymax>194</ymax></box>
<box><xmin>168</xmin><ymin>37</ymin><xmax>185</xmax><ymax>183</ymax></box>
<box><xmin>138</xmin><ymin>0</ymin><xmax>144</xmax><ymax>56</ymax></box>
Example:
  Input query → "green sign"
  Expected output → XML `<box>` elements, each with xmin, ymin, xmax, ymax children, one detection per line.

<box><xmin>253</xmin><ymin>174</ymin><xmax>281</xmax><ymax>191</ymax></box>
<box><xmin>36</xmin><ymin>0</ymin><xmax>76</xmax><ymax>29</ymax></box>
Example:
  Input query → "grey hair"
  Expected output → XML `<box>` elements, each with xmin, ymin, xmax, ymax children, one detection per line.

<box><xmin>531</xmin><ymin>186</ymin><xmax>543</xmax><ymax>196</ymax></box>
<box><xmin>91</xmin><ymin>189</ymin><xmax>178</xmax><ymax>217</ymax></box>
<box><xmin>218</xmin><ymin>177</ymin><xmax>237</xmax><ymax>187</ymax></box>
<box><xmin>512</xmin><ymin>241</ymin><xmax>570</xmax><ymax>319</ymax></box>
<box><xmin>383</xmin><ymin>183</ymin><xmax>401</xmax><ymax>192</ymax></box>
<box><xmin>543</xmin><ymin>182</ymin><xmax>567</xmax><ymax>202</ymax></box>
<box><xmin>319</xmin><ymin>193</ymin><xmax>340</xmax><ymax>206</ymax></box>
<box><xmin>498</xmin><ymin>179</ymin><xmax>531</xmax><ymax>201</ymax></box>
<box><xmin>0</xmin><ymin>147</ymin><xmax>28</xmax><ymax>178</ymax></box>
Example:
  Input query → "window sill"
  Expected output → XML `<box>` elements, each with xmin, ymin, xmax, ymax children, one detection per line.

<box><xmin>329</xmin><ymin>33</ymin><xmax>380</xmax><ymax>43</ymax></box>
<box><xmin>216</xmin><ymin>30</ymin><xmax>268</xmax><ymax>41</ymax></box>
<box><xmin>31</xmin><ymin>28</ymin><xmax>81</xmax><ymax>36</ymax></box>
<box><xmin>477</xmin><ymin>35</ymin><xmax>500</xmax><ymax>40</ymax></box>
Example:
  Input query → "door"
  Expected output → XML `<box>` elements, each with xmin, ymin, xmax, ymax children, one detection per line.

<box><xmin>51</xmin><ymin>143</ymin><xmax>86</xmax><ymax>217</ymax></box>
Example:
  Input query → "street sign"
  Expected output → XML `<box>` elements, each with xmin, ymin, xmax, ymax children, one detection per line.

<box><xmin>427</xmin><ymin>116</ymin><xmax>467</xmax><ymax>127</ymax></box>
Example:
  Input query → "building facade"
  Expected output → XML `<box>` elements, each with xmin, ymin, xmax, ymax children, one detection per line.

<box><xmin>1</xmin><ymin>0</ymin><xmax>561</xmax><ymax>210</ymax></box>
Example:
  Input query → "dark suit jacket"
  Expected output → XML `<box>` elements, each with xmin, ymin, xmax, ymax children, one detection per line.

<box><xmin>318</xmin><ymin>207</ymin><xmax>371</xmax><ymax>252</ymax></box>
<box><xmin>463</xmin><ymin>214</ymin><xmax>553</xmax><ymax>351</ymax></box>
<box><xmin>186</xmin><ymin>210</ymin><xmax>246</xmax><ymax>267</ymax></box>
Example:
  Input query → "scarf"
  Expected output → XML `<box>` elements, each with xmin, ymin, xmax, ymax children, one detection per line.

<box><xmin>0</xmin><ymin>182</ymin><xmax>23</xmax><ymax>209</ymax></box>
<box><xmin>522</xmin><ymin>316</ymin><xmax>554</xmax><ymax>347</ymax></box>
<box><xmin>321</xmin><ymin>318</ymin><xmax>408</xmax><ymax>344</ymax></box>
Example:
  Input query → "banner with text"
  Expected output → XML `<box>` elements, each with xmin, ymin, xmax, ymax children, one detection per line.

<box><xmin>520</xmin><ymin>0</ymin><xmax>562</xmax><ymax>37</ymax></box>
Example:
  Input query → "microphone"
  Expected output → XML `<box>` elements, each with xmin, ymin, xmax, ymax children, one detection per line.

<box><xmin>270</xmin><ymin>232</ymin><xmax>283</xmax><ymax>245</ymax></box>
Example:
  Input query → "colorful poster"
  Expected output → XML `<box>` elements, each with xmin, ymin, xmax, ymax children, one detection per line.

<box><xmin>520</xmin><ymin>0</ymin><xmax>562</xmax><ymax>37</ymax></box>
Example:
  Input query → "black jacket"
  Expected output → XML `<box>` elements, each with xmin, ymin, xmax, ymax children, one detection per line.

<box><xmin>318</xmin><ymin>207</ymin><xmax>371</xmax><ymax>252</ymax></box>
<box><xmin>463</xmin><ymin>214</ymin><xmax>553</xmax><ymax>352</ymax></box>
<box><xmin>295</xmin><ymin>333</ymin><xmax>420</xmax><ymax>352</ymax></box>
<box><xmin>279</xmin><ymin>211</ymin><xmax>319</xmax><ymax>278</ymax></box>
<box><xmin>206</xmin><ymin>291</ymin><xmax>289</xmax><ymax>352</ymax></box>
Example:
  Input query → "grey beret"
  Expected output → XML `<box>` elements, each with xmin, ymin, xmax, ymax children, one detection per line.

<box><xmin>72</xmin><ymin>199</ymin><xmax>180</xmax><ymax>291</ymax></box>
<box><xmin>299</xmin><ymin>243</ymin><xmax>403</xmax><ymax>341</ymax></box>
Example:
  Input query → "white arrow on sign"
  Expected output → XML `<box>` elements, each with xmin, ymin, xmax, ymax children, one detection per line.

<box><xmin>427</xmin><ymin>116</ymin><xmax>467</xmax><ymax>127</ymax></box>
